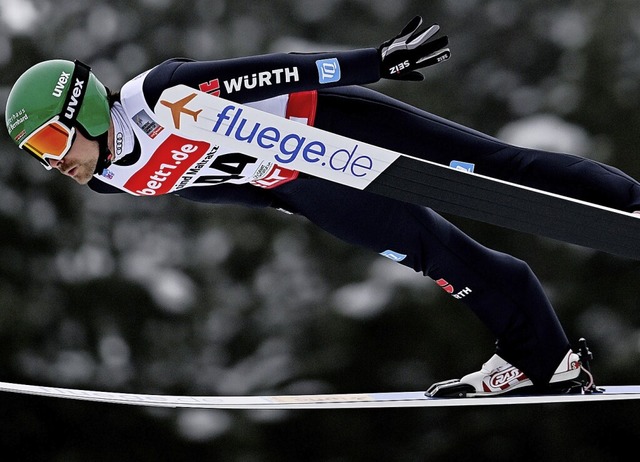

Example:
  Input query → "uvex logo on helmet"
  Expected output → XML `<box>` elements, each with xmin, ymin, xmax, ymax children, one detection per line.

<box><xmin>52</xmin><ymin>71</ymin><xmax>71</xmax><ymax>98</ymax></box>
<box><xmin>63</xmin><ymin>76</ymin><xmax>86</xmax><ymax>120</ymax></box>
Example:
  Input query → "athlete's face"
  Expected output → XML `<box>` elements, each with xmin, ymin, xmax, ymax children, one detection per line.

<box><xmin>46</xmin><ymin>118</ymin><xmax>115</xmax><ymax>185</ymax></box>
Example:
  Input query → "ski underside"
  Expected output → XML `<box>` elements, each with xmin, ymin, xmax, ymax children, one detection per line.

<box><xmin>1</xmin><ymin>381</ymin><xmax>640</xmax><ymax>409</ymax></box>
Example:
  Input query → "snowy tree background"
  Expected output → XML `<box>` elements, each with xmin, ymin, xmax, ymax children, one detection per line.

<box><xmin>1</xmin><ymin>0</ymin><xmax>640</xmax><ymax>460</ymax></box>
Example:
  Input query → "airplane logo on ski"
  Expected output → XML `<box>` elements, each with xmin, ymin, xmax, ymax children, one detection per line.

<box><xmin>159</xmin><ymin>93</ymin><xmax>203</xmax><ymax>129</ymax></box>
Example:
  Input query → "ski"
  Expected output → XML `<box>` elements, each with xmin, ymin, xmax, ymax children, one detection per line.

<box><xmin>366</xmin><ymin>157</ymin><xmax>640</xmax><ymax>260</ymax></box>
<box><xmin>1</xmin><ymin>380</ymin><xmax>640</xmax><ymax>409</ymax></box>
<box><xmin>149</xmin><ymin>86</ymin><xmax>640</xmax><ymax>260</ymax></box>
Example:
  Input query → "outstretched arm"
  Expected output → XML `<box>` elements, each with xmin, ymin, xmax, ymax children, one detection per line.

<box><xmin>141</xmin><ymin>16</ymin><xmax>450</xmax><ymax>106</ymax></box>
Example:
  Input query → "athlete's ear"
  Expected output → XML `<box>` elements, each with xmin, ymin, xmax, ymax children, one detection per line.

<box><xmin>378</xmin><ymin>16</ymin><xmax>451</xmax><ymax>81</ymax></box>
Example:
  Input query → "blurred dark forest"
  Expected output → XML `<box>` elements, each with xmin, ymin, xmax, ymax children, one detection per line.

<box><xmin>2</xmin><ymin>0</ymin><xmax>640</xmax><ymax>461</ymax></box>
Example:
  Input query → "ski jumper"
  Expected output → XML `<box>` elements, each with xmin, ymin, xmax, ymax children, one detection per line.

<box><xmin>88</xmin><ymin>49</ymin><xmax>640</xmax><ymax>386</ymax></box>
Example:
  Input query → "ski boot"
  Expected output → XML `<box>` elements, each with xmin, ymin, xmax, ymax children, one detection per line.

<box><xmin>426</xmin><ymin>340</ymin><xmax>598</xmax><ymax>398</ymax></box>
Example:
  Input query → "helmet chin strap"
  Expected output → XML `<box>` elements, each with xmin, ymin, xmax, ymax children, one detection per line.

<box><xmin>93</xmin><ymin>131</ymin><xmax>113</xmax><ymax>175</ymax></box>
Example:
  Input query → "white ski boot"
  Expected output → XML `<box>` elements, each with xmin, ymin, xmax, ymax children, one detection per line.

<box><xmin>426</xmin><ymin>349</ymin><xmax>584</xmax><ymax>397</ymax></box>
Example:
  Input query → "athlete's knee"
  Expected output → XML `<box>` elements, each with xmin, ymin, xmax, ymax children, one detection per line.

<box><xmin>494</xmin><ymin>251</ymin><xmax>542</xmax><ymax>295</ymax></box>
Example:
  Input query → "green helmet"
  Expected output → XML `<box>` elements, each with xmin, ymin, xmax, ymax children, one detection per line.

<box><xmin>5</xmin><ymin>59</ymin><xmax>110</xmax><ymax>167</ymax></box>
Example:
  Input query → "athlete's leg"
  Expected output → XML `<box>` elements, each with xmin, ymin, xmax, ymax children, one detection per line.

<box><xmin>270</xmin><ymin>177</ymin><xmax>570</xmax><ymax>386</ymax></box>
<box><xmin>315</xmin><ymin>86</ymin><xmax>640</xmax><ymax>211</ymax></box>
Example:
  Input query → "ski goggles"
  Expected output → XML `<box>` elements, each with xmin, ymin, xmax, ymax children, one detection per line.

<box><xmin>19</xmin><ymin>115</ymin><xmax>76</xmax><ymax>170</ymax></box>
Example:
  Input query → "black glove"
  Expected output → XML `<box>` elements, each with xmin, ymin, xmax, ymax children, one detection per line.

<box><xmin>379</xmin><ymin>16</ymin><xmax>450</xmax><ymax>81</ymax></box>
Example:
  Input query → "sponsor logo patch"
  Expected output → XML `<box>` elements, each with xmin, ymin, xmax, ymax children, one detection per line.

<box><xmin>449</xmin><ymin>160</ymin><xmax>475</xmax><ymax>172</ymax></box>
<box><xmin>222</xmin><ymin>68</ymin><xmax>300</xmax><ymax>94</ymax></box>
<box><xmin>199</xmin><ymin>69</ymin><xmax>300</xmax><ymax>96</ymax></box>
<box><xmin>435</xmin><ymin>278</ymin><xmax>472</xmax><ymax>299</ymax></box>
<box><xmin>133</xmin><ymin>110</ymin><xmax>165</xmax><ymax>138</ymax></box>
<box><xmin>487</xmin><ymin>367</ymin><xmax>526</xmax><ymax>390</ymax></box>
<box><xmin>52</xmin><ymin>71</ymin><xmax>71</xmax><ymax>97</ymax></box>
<box><xmin>250</xmin><ymin>163</ymin><xmax>299</xmax><ymax>189</ymax></box>
<box><xmin>124</xmin><ymin>134</ymin><xmax>210</xmax><ymax>195</ymax></box>
<box><xmin>211</xmin><ymin>105</ymin><xmax>375</xmax><ymax>179</ymax></box>
<box><xmin>316</xmin><ymin>58</ymin><xmax>341</xmax><ymax>84</ymax></box>
<box><xmin>62</xmin><ymin>75</ymin><xmax>85</xmax><ymax>120</ymax></box>
<box><xmin>380</xmin><ymin>250</ymin><xmax>407</xmax><ymax>262</ymax></box>
<box><xmin>199</xmin><ymin>79</ymin><xmax>221</xmax><ymax>96</ymax></box>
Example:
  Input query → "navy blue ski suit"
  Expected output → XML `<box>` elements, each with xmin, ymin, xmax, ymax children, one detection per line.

<box><xmin>89</xmin><ymin>49</ymin><xmax>640</xmax><ymax>386</ymax></box>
